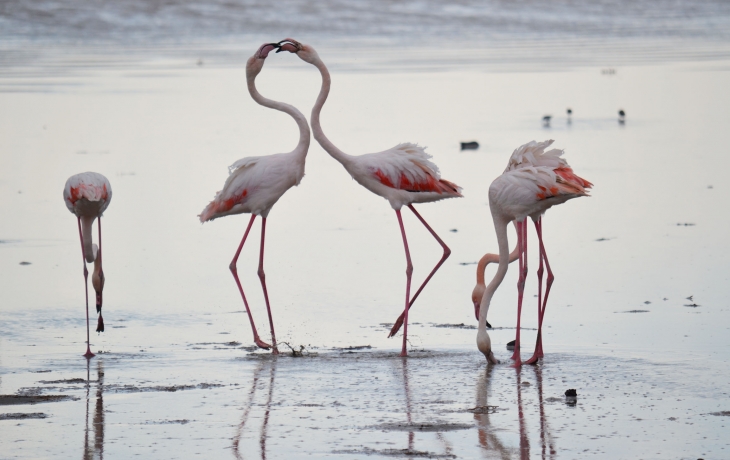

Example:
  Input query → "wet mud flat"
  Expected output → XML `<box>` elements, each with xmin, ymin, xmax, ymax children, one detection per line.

<box><xmin>1</xmin><ymin>341</ymin><xmax>729</xmax><ymax>459</ymax></box>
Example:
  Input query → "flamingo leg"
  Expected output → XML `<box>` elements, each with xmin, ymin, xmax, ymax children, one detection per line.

<box><xmin>95</xmin><ymin>218</ymin><xmax>105</xmax><ymax>333</ymax></box>
<box><xmin>395</xmin><ymin>210</ymin><xmax>414</xmax><ymax>357</ymax></box>
<box><xmin>78</xmin><ymin>217</ymin><xmax>94</xmax><ymax>358</ymax></box>
<box><xmin>257</xmin><ymin>217</ymin><xmax>279</xmax><ymax>355</ymax></box>
<box><xmin>526</xmin><ymin>217</ymin><xmax>553</xmax><ymax>364</ymax></box>
<box><xmin>230</xmin><ymin>215</ymin><xmax>271</xmax><ymax>350</ymax></box>
<box><xmin>388</xmin><ymin>204</ymin><xmax>450</xmax><ymax>338</ymax></box>
<box><xmin>512</xmin><ymin>220</ymin><xmax>528</xmax><ymax>366</ymax></box>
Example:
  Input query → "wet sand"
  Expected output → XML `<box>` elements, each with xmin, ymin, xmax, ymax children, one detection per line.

<box><xmin>1</xmin><ymin>21</ymin><xmax>730</xmax><ymax>459</ymax></box>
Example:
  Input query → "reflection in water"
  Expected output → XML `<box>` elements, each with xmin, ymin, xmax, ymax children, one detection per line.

<box><xmin>474</xmin><ymin>366</ymin><xmax>510</xmax><ymax>459</ymax></box>
<box><xmin>232</xmin><ymin>359</ymin><xmax>277</xmax><ymax>460</ymax></box>
<box><xmin>397</xmin><ymin>358</ymin><xmax>453</xmax><ymax>457</ymax></box>
<box><xmin>475</xmin><ymin>366</ymin><xmax>555</xmax><ymax>459</ymax></box>
<box><xmin>84</xmin><ymin>359</ymin><xmax>104</xmax><ymax>460</ymax></box>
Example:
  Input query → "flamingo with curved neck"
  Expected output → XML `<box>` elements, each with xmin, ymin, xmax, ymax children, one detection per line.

<box><xmin>199</xmin><ymin>43</ymin><xmax>310</xmax><ymax>354</ymax></box>
<box><xmin>64</xmin><ymin>172</ymin><xmax>112</xmax><ymax>358</ymax></box>
<box><xmin>478</xmin><ymin>140</ymin><xmax>592</xmax><ymax>365</ymax></box>
<box><xmin>277</xmin><ymin>39</ymin><xmax>462</xmax><ymax>356</ymax></box>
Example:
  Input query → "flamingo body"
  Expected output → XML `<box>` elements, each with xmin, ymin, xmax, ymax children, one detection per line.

<box><xmin>342</xmin><ymin>143</ymin><xmax>462</xmax><ymax>209</ymax></box>
<box><xmin>64</xmin><ymin>172</ymin><xmax>111</xmax><ymax>220</ymax></box>
<box><xmin>200</xmin><ymin>151</ymin><xmax>305</xmax><ymax>222</ymax></box>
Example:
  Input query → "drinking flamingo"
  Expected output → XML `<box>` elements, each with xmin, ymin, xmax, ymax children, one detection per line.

<box><xmin>63</xmin><ymin>172</ymin><xmax>112</xmax><ymax>358</ymax></box>
<box><xmin>276</xmin><ymin>39</ymin><xmax>462</xmax><ymax>356</ymax></box>
<box><xmin>199</xmin><ymin>43</ymin><xmax>310</xmax><ymax>354</ymax></box>
<box><xmin>477</xmin><ymin>140</ymin><xmax>592</xmax><ymax>365</ymax></box>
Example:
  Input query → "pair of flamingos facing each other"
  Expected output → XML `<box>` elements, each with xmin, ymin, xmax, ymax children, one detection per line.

<box><xmin>64</xmin><ymin>39</ymin><xmax>592</xmax><ymax>364</ymax></box>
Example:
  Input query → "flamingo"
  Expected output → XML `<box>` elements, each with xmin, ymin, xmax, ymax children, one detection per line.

<box><xmin>198</xmin><ymin>43</ymin><xmax>310</xmax><ymax>354</ymax></box>
<box><xmin>63</xmin><ymin>172</ymin><xmax>112</xmax><ymax>358</ymax></box>
<box><xmin>477</xmin><ymin>140</ymin><xmax>592</xmax><ymax>365</ymax></box>
<box><xmin>276</xmin><ymin>39</ymin><xmax>462</xmax><ymax>357</ymax></box>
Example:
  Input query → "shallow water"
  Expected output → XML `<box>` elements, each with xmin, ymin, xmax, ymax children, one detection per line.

<box><xmin>2</xmin><ymin>1</ymin><xmax>730</xmax><ymax>458</ymax></box>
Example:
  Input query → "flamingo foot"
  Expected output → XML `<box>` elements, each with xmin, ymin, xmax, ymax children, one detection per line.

<box><xmin>271</xmin><ymin>347</ymin><xmax>279</xmax><ymax>355</ymax></box>
<box><xmin>84</xmin><ymin>347</ymin><xmax>95</xmax><ymax>359</ymax></box>
<box><xmin>388</xmin><ymin>313</ymin><xmax>405</xmax><ymax>338</ymax></box>
<box><xmin>511</xmin><ymin>359</ymin><xmax>522</xmax><ymax>368</ymax></box>
<box><xmin>399</xmin><ymin>350</ymin><xmax>408</xmax><ymax>357</ymax></box>
<box><xmin>254</xmin><ymin>338</ymin><xmax>271</xmax><ymax>350</ymax></box>
<box><xmin>524</xmin><ymin>354</ymin><xmax>540</xmax><ymax>365</ymax></box>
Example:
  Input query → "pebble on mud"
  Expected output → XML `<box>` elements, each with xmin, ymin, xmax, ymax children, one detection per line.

<box><xmin>565</xmin><ymin>389</ymin><xmax>577</xmax><ymax>397</ymax></box>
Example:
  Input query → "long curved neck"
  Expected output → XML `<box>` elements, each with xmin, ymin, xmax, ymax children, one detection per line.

<box><xmin>309</xmin><ymin>57</ymin><xmax>353</xmax><ymax>166</ymax></box>
<box><xmin>247</xmin><ymin>71</ymin><xmax>309</xmax><ymax>158</ymax></box>
<box><xmin>478</xmin><ymin>215</ymin><xmax>511</xmax><ymax>332</ymax></box>
<box><xmin>476</xmin><ymin>231</ymin><xmax>520</xmax><ymax>285</ymax></box>
<box><xmin>80</xmin><ymin>216</ymin><xmax>98</xmax><ymax>263</ymax></box>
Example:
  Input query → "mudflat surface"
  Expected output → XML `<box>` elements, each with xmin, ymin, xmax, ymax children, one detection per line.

<box><xmin>2</xmin><ymin>1</ymin><xmax>730</xmax><ymax>458</ymax></box>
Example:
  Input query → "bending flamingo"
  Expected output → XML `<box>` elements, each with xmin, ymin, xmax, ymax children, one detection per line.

<box><xmin>199</xmin><ymin>43</ymin><xmax>310</xmax><ymax>354</ymax></box>
<box><xmin>477</xmin><ymin>140</ymin><xmax>591</xmax><ymax>365</ymax></box>
<box><xmin>277</xmin><ymin>39</ymin><xmax>461</xmax><ymax>357</ymax></box>
<box><xmin>64</xmin><ymin>172</ymin><xmax>112</xmax><ymax>358</ymax></box>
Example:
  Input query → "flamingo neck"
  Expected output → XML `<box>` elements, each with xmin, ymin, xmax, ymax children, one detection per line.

<box><xmin>80</xmin><ymin>216</ymin><xmax>98</xmax><ymax>263</ymax></box>
<box><xmin>477</xmin><ymin>214</ymin><xmax>511</xmax><ymax>363</ymax></box>
<box><xmin>246</xmin><ymin>71</ymin><xmax>310</xmax><ymax>161</ymax></box>
<box><xmin>309</xmin><ymin>56</ymin><xmax>353</xmax><ymax>166</ymax></box>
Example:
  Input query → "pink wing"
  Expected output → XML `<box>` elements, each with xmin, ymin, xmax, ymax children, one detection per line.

<box><xmin>363</xmin><ymin>143</ymin><xmax>462</xmax><ymax>195</ymax></box>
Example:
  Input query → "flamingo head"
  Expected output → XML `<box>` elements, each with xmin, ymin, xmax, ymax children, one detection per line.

<box><xmin>477</xmin><ymin>327</ymin><xmax>499</xmax><ymax>365</ymax></box>
<box><xmin>246</xmin><ymin>42</ymin><xmax>279</xmax><ymax>76</ymax></box>
<box><xmin>472</xmin><ymin>284</ymin><xmax>491</xmax><ymax>328</ymax></box>
<box><xmin>276</xmin><ymin>38</ymin><xmax>320</xmax><ymax>64</ymax></box>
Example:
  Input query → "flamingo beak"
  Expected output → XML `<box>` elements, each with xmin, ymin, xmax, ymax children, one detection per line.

<box><xmin>256</xmin><ymin>43</ymin><xmax>280</xmax><ymax>59</ymax></box>
<box><xmin>276</xmin><ymin>38</ymin><xmax>302</xmax><ymax>53</ymax></box>
<box><xmin>474</xmin><ymin>300</ymin><xmax>492</xmax><ymax>328</ymax></box>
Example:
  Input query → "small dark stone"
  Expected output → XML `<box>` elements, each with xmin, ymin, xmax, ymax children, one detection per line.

<box><xmin>460</xmin><ymin>141</ymin><xmax>479</xmax><ymax>150</ymax></box>
<box><xmin>565</xmin><ymin>389</ymin><xmax>577</xmax><ymax>397</ymax></box>
<box><xmin>506</xmin><ymin>340</ymin><xmax>515</xmax><ymax>350</ymax></box>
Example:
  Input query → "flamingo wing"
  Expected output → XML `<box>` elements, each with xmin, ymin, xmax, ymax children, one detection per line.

<box><xmin>360</xmin><ymin>143</ymin><xmax>461</xmax><ymax>195</ymax></box>
<box><xmin>199</xmin><ymin>156</ymin><xmax>263</xmax><ymax>222</ymax></box>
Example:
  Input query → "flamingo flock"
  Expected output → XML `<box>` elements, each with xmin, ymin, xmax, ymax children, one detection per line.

<box><xmin>64</xmin><ymin>39</ymin><xmax>591</xmax><ymax>365</ymax></box>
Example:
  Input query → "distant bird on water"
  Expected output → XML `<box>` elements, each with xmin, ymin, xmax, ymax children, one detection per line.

<box><xmin>63</xmin><ymin>172</ymin><xmax>112</xmax><ymax>358</ymax></box>
<box><xmin>566</xmin><ymin>108</ymin><xmax>572</xmax><ymax>125</ymax></box>
<box><xmin>461</xmin><ymin>141</ymin><xmax>479</xmax><ymax>151</ymax></box>
<box><xmin>476</xmin><ymin>140</ymin><xmax>592</xmax><ymax>365</ymax></box>
<box><xmin>618</xmin><ymin>109</ymin><xmax>626</xmax><ymax>124</ymax></box>
<box><xmin>199</xmin><ymin>43</ymin><xmax>311</xmax><ymax>355</ymax></box>
<box><xmin>278</xmin><ymin>38</ymin><xmax>462</xmax><ymax>357</ymax></box>
<box><xmin>542</xmin><ymin>115</ymin><xmax>552</xmax><ymax>127</ymax></box>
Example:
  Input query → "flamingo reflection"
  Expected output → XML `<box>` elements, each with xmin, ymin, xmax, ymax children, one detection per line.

<box><xmin>83</xmin><ymin>359</ymin><xmax>105</xmax><ymax>460</ymax></box>
<box><xmin>395</xmin><ymin>358</ymin><xmax>454</xmax><ymax>457</ymax></box>
<box><xmin>474</xmin><ymin>365</ymin><xmax>555</xmax><ymax>459</ymax></box>
<box><xmin>232</xmin><ymin>359</ymin><xmax>277</xmax><ymax>460</ymax></box>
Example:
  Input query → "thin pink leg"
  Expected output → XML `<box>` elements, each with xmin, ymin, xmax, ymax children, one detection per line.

<box><xmin>534</xmin><ymin>218</ymin><xmax>553</xmax><ymax>360</ymax></box>
<box><xmin>230</xmin><ymin>215</ymin><xmax>271</xmax><ymax>350</ymax></box>
<box><xmin>395</xmin><ymin>210</ymin><xmax>414</xmax><ymax>357</ymax></box>
<box><xmin>78</xmin><ymin>217</ymin><xmax>94</xmax><ymax>358</ymax></box>
<box><xmin>511</xmin><ymin>220</ymin><xmax>527</xmax><ymax>366</ymax></box>
<box><xmin>388</xmin><ymin>204</ymin><xmax>450</xmax><ymax>338</ymax></box>
<box><xmin>257</xmin><ymin>217</ymin><xmax>279</xmax><ymax>355</ymax></box>
<box><xmin>526</xmin><ymin>219</ymin><xmax>543</xmax><ymax>364</ymax></box>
